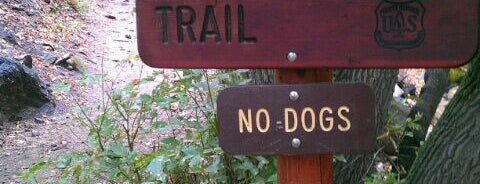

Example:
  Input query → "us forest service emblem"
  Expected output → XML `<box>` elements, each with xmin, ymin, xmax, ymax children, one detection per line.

<box><xmin>375</xmin><ymin>0</ymin><xmax>425</xmax><ymax>50</ymax></box>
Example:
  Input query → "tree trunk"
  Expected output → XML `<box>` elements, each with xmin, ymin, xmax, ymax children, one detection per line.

<box><xmin>406</xmin><ymin>59</ymin><xmax>480</xmax><ymax>183</ymax></box>
<box><xmin>397</xmin><ymin>69</ymin><xmax>449</xmax><ymax>173</ymax></box>
<box><xmin>333</xmin><ymin>69</ymin><xmax>399</xmax><ymax>184</ymax></box>
<box><xmin>244</xmin><ymin>69</ymin><xmax>274</xmax><ymax>85</ymax></box>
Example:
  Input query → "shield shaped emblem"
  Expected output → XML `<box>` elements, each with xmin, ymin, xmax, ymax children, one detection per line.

<box><xmin>375</xmin><ymin>0</ymin><xmax>425</xmax><ymax>50</ymax></box>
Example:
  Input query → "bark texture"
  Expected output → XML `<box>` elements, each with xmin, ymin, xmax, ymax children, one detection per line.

<box><xmin>398</xmin><ymin>69</ymin><xmax>450</xmax><ymax>172</ymax></box>
<box><xmin>244</xmin><ymin>69</ymin><xmax>274</xmax><ymax>85</ymax></box>
<box><xmin>406</xmin><ymin>59</ymin><xmax>480</xmax><ymax>183</ymax></box>
<box><xmin>333</xmin><ymin>69</ymin><xmax>399</xmax><ymax>184</ymax></box>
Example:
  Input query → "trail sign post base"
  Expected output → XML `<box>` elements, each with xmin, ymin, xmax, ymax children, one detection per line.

<box><xmin>277</xmin><ymin>155</ymin><xmax>333</xmax><ymax>184</ymax></box>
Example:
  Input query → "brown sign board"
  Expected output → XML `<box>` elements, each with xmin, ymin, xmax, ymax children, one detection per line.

<box><xmin>216</xmin><ymin>83</ymin><xmax>375</xmax><ymax>155</ymax></box>
<box><xmin>137</xmin><ymin>0</ymin><xmax>478</xmax><ymax>69</ymax></box>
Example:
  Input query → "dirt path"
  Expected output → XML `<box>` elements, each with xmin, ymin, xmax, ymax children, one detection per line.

<box><xmin>0</xmin><ymin>0</ymin><xmax>154</xmax><ymax>183</ymax></box>
<box><xmin>83</xmin><ymin>0</ymin><xmax>154</xmax><ymax>83</ymax></box>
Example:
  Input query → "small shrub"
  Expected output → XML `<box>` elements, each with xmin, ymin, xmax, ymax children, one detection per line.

<box><xmin>364</xmin><ymin>171</ymin><xmax>405</xmax><ymax>184</ymax></box>
<box><xmin>22</xmin><ymin>69</ymin><xmax>276</xmax><ymax>183</ymax></box>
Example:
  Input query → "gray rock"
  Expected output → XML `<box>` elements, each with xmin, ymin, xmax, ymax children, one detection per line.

<box><xmin>38</xmin><ymin>49</ymin><xmax>57</xmax><ymax>64</ymax></box>
<box><xmin>31</xmin><ymin>130</ymin><xmax>41</xmax><ymax>137</ymax></box>
<box><xmin>0</xmin><ymin>57</ymin><xmax>50</xmax><ymax>121</ymax></box>
<box><xmin>0</xmin><ymin>46</ymin><xmax>14</xmax><ymax>60</ymax></box>
<box><xmin>22</xmin><ymin>55</ymin><xmax>32</xmax><ymax>68</ymax></box>
<box><xmin>17</xmin><ymin>41</ymin><xmax>58</xmax><ymax>64</ymax></box>
<box><xmin>0</xmin><ymin>30</ymin><xmax>18</xmax><ymax>45</ymax></box>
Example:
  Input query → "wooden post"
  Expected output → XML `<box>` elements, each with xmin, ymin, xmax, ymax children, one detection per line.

<box><xmin>275</xmin><ymin>69</ymin><xmax>333</xmax><ymax>184</ymax></box>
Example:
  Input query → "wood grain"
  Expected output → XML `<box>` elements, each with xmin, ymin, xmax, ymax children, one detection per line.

<box><xmin>137</xmin><ymin>0</ymin><xmax>478</xmax><ymax>68</ymax></box>
<box><xmin>216</xmin><ymin>83</ymin><xmax>376</xmax><ymax>155</ymax></box>
<box><xmin>277</xmin><ymin>155</ymin><xmax>333</xmax><ymax>184</ymax></box>
<box><xmin>275</xmin><ymin>69</ymin><xmax>334</xmax><ymax>184</ymax></box>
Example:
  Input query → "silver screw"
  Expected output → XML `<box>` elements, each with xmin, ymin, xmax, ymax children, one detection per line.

<box><xmin>292</xmin><ymin>138</ymin><xmax>301</xmax><ymax>148</ymax></box>
<box><xmin>289</xmin><ymin>91</ymin><xmax>299</xmax><ymax>101</ymax></box>
<box><xmin>287</xmin><ymin>52</ymin><xmax>297</xmax><ymax>62</ymax></box>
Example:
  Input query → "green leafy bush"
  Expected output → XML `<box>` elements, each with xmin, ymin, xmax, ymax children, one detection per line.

<box><xmin>364</xmin><ymin>171</ymin><xmax>405</xmax><ymax>184</ymax></box>
<box><xmin>21</xmin><ymin>69</ymin><xmax>276</xmax><ymax>183</ymax></box>
<box><xmin>363</xmin><ymin>112</ymin><xmax>423</xmax><ymax>184</ymax></box>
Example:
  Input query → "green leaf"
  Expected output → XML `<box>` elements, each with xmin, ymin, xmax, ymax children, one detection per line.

<box><xmin>253</xmin><ymin>177</ymin><xmax>267</xmax><ymax>184</ymax></box>
<box><xmin>98</xmin><ymin>115</ymin><xmax>113</xmax><ymax>137</ymax></box>
<box><xmin>255</xmin><ymin>156</ymin><xmax>269</xmax><ymax>169</ymax></box>
<box><xmin>161</xmin><ymin>137</ymin><xmax>180</xmax><ymax>147</ymax></box>
<box><xmin>80</xmin><ymin>73</ymin><xmax>103</xmax><ymax>84</ymax></box>
<box><xmin>152</xmin><ymin>121</ymin><xmax>167</xmax><ymax>129</ymax></box>
<box><xmin>238</xmin><ymin>79</ymin><xmax>252</xmax><ymax>85</ymax></box>
<box><xmin>127</xmin><ymin>150</ymin><xmax>137</xmax><ymax>163</ymax></box>
<box><xmin>56</xmin><ymin>155</ymin><xmax>72</xmax><ymax>169</ymax></box>
<box><xmin>71</xmin><ymin>153</ymin><xmax>88</xmax><ymax>163</ymax></box>
<box><xmin>137</xmin><ymin>153</ymin><xmax>158</xmax><ymax>168</ymax></box>
<box><xmin>334</xmin><ymin>154</ymin><xmax>347</xmax><ymax>163</ymax></box>
<box><xmin>73</xmin><ymin>165</ymin><xmax>82</xmax><ymax>183</ymax></box>
<box><xmin>19</xmin><ymin>161</ymin><xmax>47</xmax><ymax>180</ymax></box>
<box><xmin>140</xmin><ymin>94</ymin><xmax>151</xmax><ymax>103</ymax></box>
<box><xmin>182</xmin><ymin>146</ymin><xmax>198</xmax><ymax>156</ymax></box>
<box><xmin>242</xmin><ymin>161</ymin><xmax>255</xmax><ymax>170</ymax></box>
<box><xmin>59</xmin><ymin>176</ymin><xmax>69</xmax><ymax>184</ymax></box>
<box><xmin>53</xmin><ymin>82</ymin><xmax>71</xmax><ymax>95</ymax></box>
<box><xmin>267</xmin><ymin>173</ymin><xmax>278</xmax><ymax>183</ymax></box>
<box><xmin>407</xmin><ymin>121</ymin><xmax>422</xmax><ymax>131</ymax></box>
<box><xmin>107</xmin><ymin>167</ymin><xmax>121</xmax><ymax>179</ymax></box>
<box><xmin>205</xmin><ymin>157</ymin><xmax>220</xmax><ymax>173</ymax></box>
<box><xmin>111</xmin><ymin>143</ymin><xmax>128</xmax><ymax>157</ymax></box>
<box><xmin>189</xmin><ymin>155</ymin><xmax>202</xmax><ymax>170</ymax></box>
<box><xmin>155</xmin><ymin>98</ymin><xmax>171</xmax><ymax>109</ymax></box>
<box><xmin>147</xmin><ymin>156</ymin><xmax>167</xmax><ymax>182</ymax></box>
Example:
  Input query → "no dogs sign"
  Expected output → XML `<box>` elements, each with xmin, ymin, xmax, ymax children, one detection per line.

<box><xmin>216</xmin><ymin>84</ymin><xmax>375</xmax><ymax>155</ymax></box>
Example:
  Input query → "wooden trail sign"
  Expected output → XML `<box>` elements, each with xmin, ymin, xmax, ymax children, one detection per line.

<box><xmin>137</xmin><ymin>0</ymin><xmax>478</xmax><ymax>68</ymax></box>
<box><xmin>216</xmin><ymin>83</ymin><xmax>375</xmax><ymax>155</ymax></box>
<box><xmin>136</xmin><ymin>0</ymin><xmax>479</xmax><ymax>183</ymax></box>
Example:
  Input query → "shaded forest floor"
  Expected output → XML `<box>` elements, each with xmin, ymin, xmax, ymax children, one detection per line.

<box><xmin>0</xmin><ymin>0</ymin><xmax>458</xmax><ymax>183</ymax></box>
<box><xmin>0</xmin><ymin>0</ymin><xmax>154</xmax><ymax>182</ymax></box>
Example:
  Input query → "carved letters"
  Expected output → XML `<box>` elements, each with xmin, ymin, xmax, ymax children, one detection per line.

<box><xmin>156</xmin><ymin>5</ymin><xmax>257</xmax><ymax>44</ymax></box>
